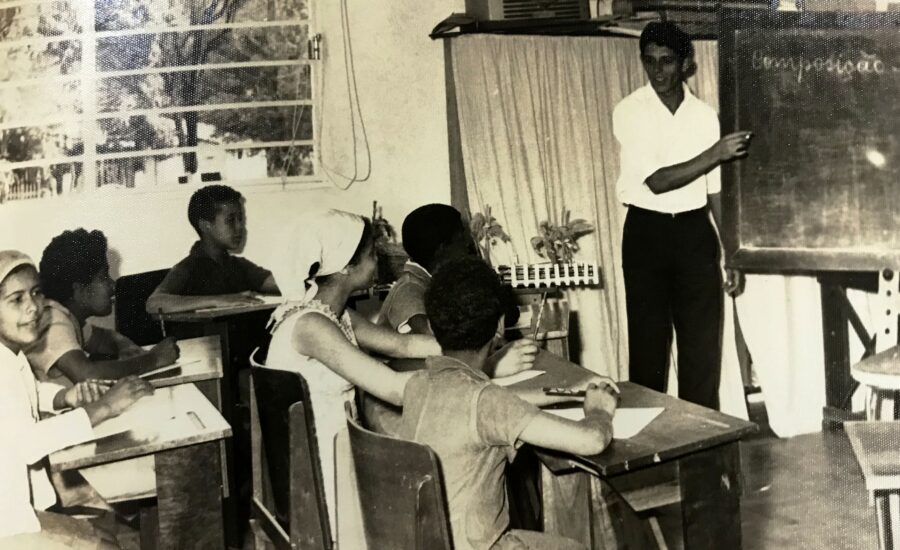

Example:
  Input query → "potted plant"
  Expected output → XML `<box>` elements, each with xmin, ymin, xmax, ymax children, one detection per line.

<box><xmin>469</xmin><ymin>204</ymin><xmax>511</xmax><ymax>266</ymax></box>
<box><xmin>372</xmin><ymin>201</ymin><xmax>407</xmax><ymax>284</ymax></box>
<box><xmin>530</xmin><ymin>207</ymin><xmax>594</xmax><ymax>264</ymax></box>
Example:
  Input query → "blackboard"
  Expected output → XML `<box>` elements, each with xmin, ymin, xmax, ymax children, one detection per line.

<box><xmin>720</xmin><ymin>10</ymin><xmax>900</xmax><ymax>272</ymax></box>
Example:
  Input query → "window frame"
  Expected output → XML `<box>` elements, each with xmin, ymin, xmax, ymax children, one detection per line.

<box><xmin>0</xmin><ymin>0</ymin><xmax>322</xmax><ymax>202</ymax></box>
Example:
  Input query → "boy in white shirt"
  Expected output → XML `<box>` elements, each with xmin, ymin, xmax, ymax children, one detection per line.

<box><xmin>0</xmin><ymin>250</ymin><xmax>153</xmax><ymax>549</ymax></box>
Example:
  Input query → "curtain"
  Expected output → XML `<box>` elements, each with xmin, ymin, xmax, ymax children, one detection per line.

<box><xmin>448</xmin><ymin>34</ymin><xmax>748</xmax><ymax>420</ymax></box>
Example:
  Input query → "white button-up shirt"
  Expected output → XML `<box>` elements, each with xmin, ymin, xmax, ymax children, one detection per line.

<box><xmin>613</xmin><ymin>83</ymin><xmax>721</xmax><ymax>214</ymax></box>
<box><xmin>0</xmin><ymin>344</ymin><xmax>94</xmax><ymax>538</ymax></box>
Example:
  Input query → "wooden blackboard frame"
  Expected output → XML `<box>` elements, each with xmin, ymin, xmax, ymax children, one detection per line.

<box><xmin>720</xmin><ymin>9</ymin><xmax>900</xmax><ymax>272</ymax></box>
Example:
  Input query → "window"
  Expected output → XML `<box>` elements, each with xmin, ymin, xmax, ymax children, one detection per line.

<box><xmin>0</xmin><ymin>0</ymin><xmax>316</xmax><ymax>201</ymax></box>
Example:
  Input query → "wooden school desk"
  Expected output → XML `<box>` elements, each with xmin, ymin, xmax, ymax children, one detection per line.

<box><xmin>49</xmin><ymin>384</ymin><xmax>232</xmax><ymax>549</ymax></box>
<box><xmin>74</xmin><ymin>335</ymin><xmax>226</xmax><ymax>507</ymax></box>
<box><xmin>518</xmin><ymin>351</ymin><xmax>758</xmax><ymax>549</ymax></box>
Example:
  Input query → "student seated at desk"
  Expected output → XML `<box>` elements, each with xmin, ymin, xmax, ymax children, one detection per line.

<box><xmin>398</xmin><ymin>257</ymin><xmax>617</xmax><ymax>550</ymax></box>
<box><xmin>263</xmin><ymin>208</ymin><xmax>440</xmax><ymax>537</ymax></box>
<box><xmin>378</xmin><ymin>203</ymin><xmax>537</xmax><ymax>377</ymax></box>
<box><xmin>146</xmin><ymin>184</ymin><xmax>279</xmax><ymax>314</ymax></box>
<box><xmin>0</xmin><ymin>250</ymin><xmax>154</xmax><ymax>549</ymax></box>
<box><xmin>25</xmin><ymin>229</ymin><xmax>179</xmax><ymax>385</ymax></box>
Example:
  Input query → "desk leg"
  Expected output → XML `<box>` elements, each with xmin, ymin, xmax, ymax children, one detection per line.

<box><xmin>540</xmin><ymin>464</ymin><xmax>621</xmax><ymax>550</ymax></box>
<box><xmin>204</xmin><ymin>321</ymin><xmax>240</xmax><ymax>548</ymax></box>
<box><xmin>541</xmin><ymin>464</ymin><xmax>591</xmax><ymax>545</ymax></box>
<box><xmin>196</xmin><ymin>378</ymin><xmax>229</xmax><ymax>502</ymax></box>
<box><xmin>679</xmin><ymin>442</ymin><xmax>742</xmax><ymax>549</ymax></box>
<box><xmin>155</xmin><ymin>441</ymin><xmax>225</xmax><ymax>549</ymax></box>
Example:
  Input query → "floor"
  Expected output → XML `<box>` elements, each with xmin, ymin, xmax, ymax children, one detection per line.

<box><xmin>654</xmin><ymin>399</ymin><xmax>879</xmax><ymax>550</ymax></box>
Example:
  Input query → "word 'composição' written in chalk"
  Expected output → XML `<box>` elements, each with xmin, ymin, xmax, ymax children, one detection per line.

<box><xmin>750</xmin><ymin>49</ymin><xmax>895</xmax><ymax>83</ymax></box>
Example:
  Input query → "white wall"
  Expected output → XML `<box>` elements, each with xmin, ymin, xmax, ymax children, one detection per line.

<box><xmin>0</xmin><ymin>0</ymin><xmax>463</xmax><ymax>278</ymax></box>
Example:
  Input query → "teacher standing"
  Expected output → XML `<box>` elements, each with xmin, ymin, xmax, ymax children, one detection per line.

<box><xmin>613</xmin><ymin>22</ymin><xmax>751</xmax><ymax>409</ymax></box>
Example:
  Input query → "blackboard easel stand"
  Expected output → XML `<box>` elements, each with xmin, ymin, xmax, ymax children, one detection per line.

<box><xmin>819</xmin><ymin>267</ymin><xmax>900</xmax><ymax>427</ymax></box>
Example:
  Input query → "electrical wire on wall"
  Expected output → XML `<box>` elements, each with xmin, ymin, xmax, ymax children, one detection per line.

<box><xmin>279</xmin><ymin>0</ymin><xmax>370</xmax><ymax>190</ymax></box>
<box><xmin>316</xmin><ymin>0</ymin><xmax>371</xmax><ymax>190</ymax></box>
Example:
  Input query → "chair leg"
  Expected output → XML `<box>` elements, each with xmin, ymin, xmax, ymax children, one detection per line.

<box><xmin>647</xmin><ymin>516</ymin><xmax>669</xmax><ymax>550</ymax></box>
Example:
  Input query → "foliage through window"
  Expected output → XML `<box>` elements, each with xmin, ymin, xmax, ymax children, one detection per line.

<box><xmin>0</xmin><ymin>0</ymin><xmax>315</xmax><ymax>202</ymax></box>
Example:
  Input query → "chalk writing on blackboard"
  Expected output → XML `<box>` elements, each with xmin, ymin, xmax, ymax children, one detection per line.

<box><xmin>750</xmin><ymin>50</ymin><xmax>889</xmax><ymax>82</ymax></box>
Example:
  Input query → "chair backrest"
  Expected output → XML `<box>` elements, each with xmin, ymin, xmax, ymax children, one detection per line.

<box><xmin>251</xmin><ymin>367</ymin><xmax>332</xmax><ymax>550</ymax></box>
<box><xmin>114</xmin><ymin>269</ymin><xmax>169</xmax><ymax>346</ymax></box>
<box><xmin>345</xmin><ymin>404</ymin><xmax>453</xmax><ymax>550</ymax></box>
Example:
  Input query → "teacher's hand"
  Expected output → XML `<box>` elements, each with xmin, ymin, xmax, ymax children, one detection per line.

<box><xmin>724</xmin><ymin>268</ymin><xmax>745</xmax><ymax>297</ymax></box>
<box><xmin>712</xmin><ymin>131</ymin><xmax>753</xmax><ymax>163</ymax></box>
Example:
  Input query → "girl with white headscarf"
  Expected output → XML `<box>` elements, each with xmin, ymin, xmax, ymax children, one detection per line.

<box><xmin>263</xmin><ymin>209</ymin><xmax>440</xmax><ymax>537</ymax></box>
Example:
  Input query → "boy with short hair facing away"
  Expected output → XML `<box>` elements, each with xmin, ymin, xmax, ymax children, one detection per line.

<box><xmin>26</xmin><ymin>229</ymin><xmax>179</xmax><ymax>385</ymax></box>
<box><xmin>0</xmin><ymin>250</ymin><xmax>154</xmax><ymax>548</ymax></box>
<box><xmin>146</xmin><ymin>184</ymin><xmax>280</xmax><ymax>314</ymax></box>
<box><xmin>399</xmin><ymin>257</ymin><xmax>617</xmax><ymax>550</ymax></box>
<box><xmin>379</xmin><ymin>203</ymin><xmax>536</xmax><ymax>378</ymax></box>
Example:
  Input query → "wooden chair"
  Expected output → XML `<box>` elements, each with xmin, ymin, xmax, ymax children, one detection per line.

<box><xmin>250</xmin><ymin>366</ymin><xmax>332</xmax><ymax>550</ymax></box>
<box><xmin>114</xmin><ymin>269</ymin><xmax>168</xmax><ymax>346</ymax></box>
<box><xmin>345</xmin><ymin>404</ymin><xmax>452</xmax><ymax>550</ymax></box>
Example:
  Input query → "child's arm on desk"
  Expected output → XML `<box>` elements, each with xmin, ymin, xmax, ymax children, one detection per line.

<box><xmin>519</xmin><ymin>383</ymin><xmax>617</xmax><ymax>456</ymax></box>
<box><xmin>75</xmin><ymin>377</ymin><xmax>155</xmax><ymax>426</ymax></box>
<box><xmin>5</xmin><ymin>378</ymin><xmax>153</xmax><ymax>468</ymax></box>
<box><xmin>51</xmin><ymin>338</ymin><xmax>179</xmax><ymax>383</ymax></box>
<box><xmin>258</xmin><ymin>274</ymin><xmax>280</xmax><ymax>295</ymax></box>
<box><xmin>347</xmin><ymin>309</ymin><xmax>440</xmax><ymax>359</ymax></box>
<box><xmin>508</xmin><ymin>374</ymin><xmax>618</xmax><ymax>407</ymax></box>
<box><xmin>293</xmin><ymin>313</ymin><xmax>417</xmax><ymax>406</ymax></box>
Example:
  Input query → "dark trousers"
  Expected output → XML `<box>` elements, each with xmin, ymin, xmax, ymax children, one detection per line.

<box><xmin>622</xmin><ymin>205</ymin><xmax>723</xmax><ymax>409</ymax></box>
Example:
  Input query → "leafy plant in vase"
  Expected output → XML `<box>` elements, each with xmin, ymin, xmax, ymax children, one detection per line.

<box><xmin>372</xmin><ymin>201</ymin><xmax>407</xmax><ymax>284</ymax></box>
<box><xmin>469</xmin><ymin>204</ymin><xmax>511</xmax><ymax>266</ymax></box>
<box><xmin>530</xmin><ymin>208</ymin><xmax>595</xmax><ymax>265</ymax></box>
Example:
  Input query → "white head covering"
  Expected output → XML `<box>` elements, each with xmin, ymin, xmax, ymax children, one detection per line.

<box><xmin>0</xmin><ymin>250</ymin><xmax>35</xmax><ymax>285</ymax></box>
<box><xmin>268</xmin><ymin>209</ymin><xmax>365</xmax><ymax>328</ymax></box>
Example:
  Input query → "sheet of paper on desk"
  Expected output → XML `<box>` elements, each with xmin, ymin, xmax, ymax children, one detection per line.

<box><xmin>545</xmin><ymin>407</ymin><xmax>664</xmax><ymax>439</ymax></box>
<box><xmin>90</xmin><ymin>389</ymin><xmax>179</xmax><ymax>439</ymax></box>
<box><xmin>493</xmin><ymin>370</ymin><xmax>544</xmax><ymax>387</ymax></box>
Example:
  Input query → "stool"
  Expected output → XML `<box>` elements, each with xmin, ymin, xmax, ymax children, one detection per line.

<box><xmin>851</xmin><ymin>346</ymin><xmax>900</xmax><ymax>420</ymax></box>
<box><xmin>846</xmin><ymin>421</ymin><xmax>900</xmax><ymax>550</ymax></box>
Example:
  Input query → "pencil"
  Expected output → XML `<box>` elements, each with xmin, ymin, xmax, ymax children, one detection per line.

<box><xmin>158</xmin><ymin>308</ymin><xmax>167</xmax><ymax>337</ymax></box>
<box><xmin>532</xmin><ymin>292</ymin><xmax>547</xmax><ymax>340</ymax></box>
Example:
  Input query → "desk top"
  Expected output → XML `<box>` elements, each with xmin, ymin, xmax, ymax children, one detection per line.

<box><xmin>49</xmin><ymin>384</ymin><xmax>231</xmax><ymax>472</ymax></box>
<box><xmin>524</xmin><ymin>352</ymin><xmax>758</xmax><ymax>477</ymax></box>
<box><xmin>142</xmin><ymin>335</ymin><xmax>223</xmax><ymax>387</ymax></box>
<box><xmin>154</xmin><ymin>294</ymin><xmax>283</xmax><ymax>322</ymax></box>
